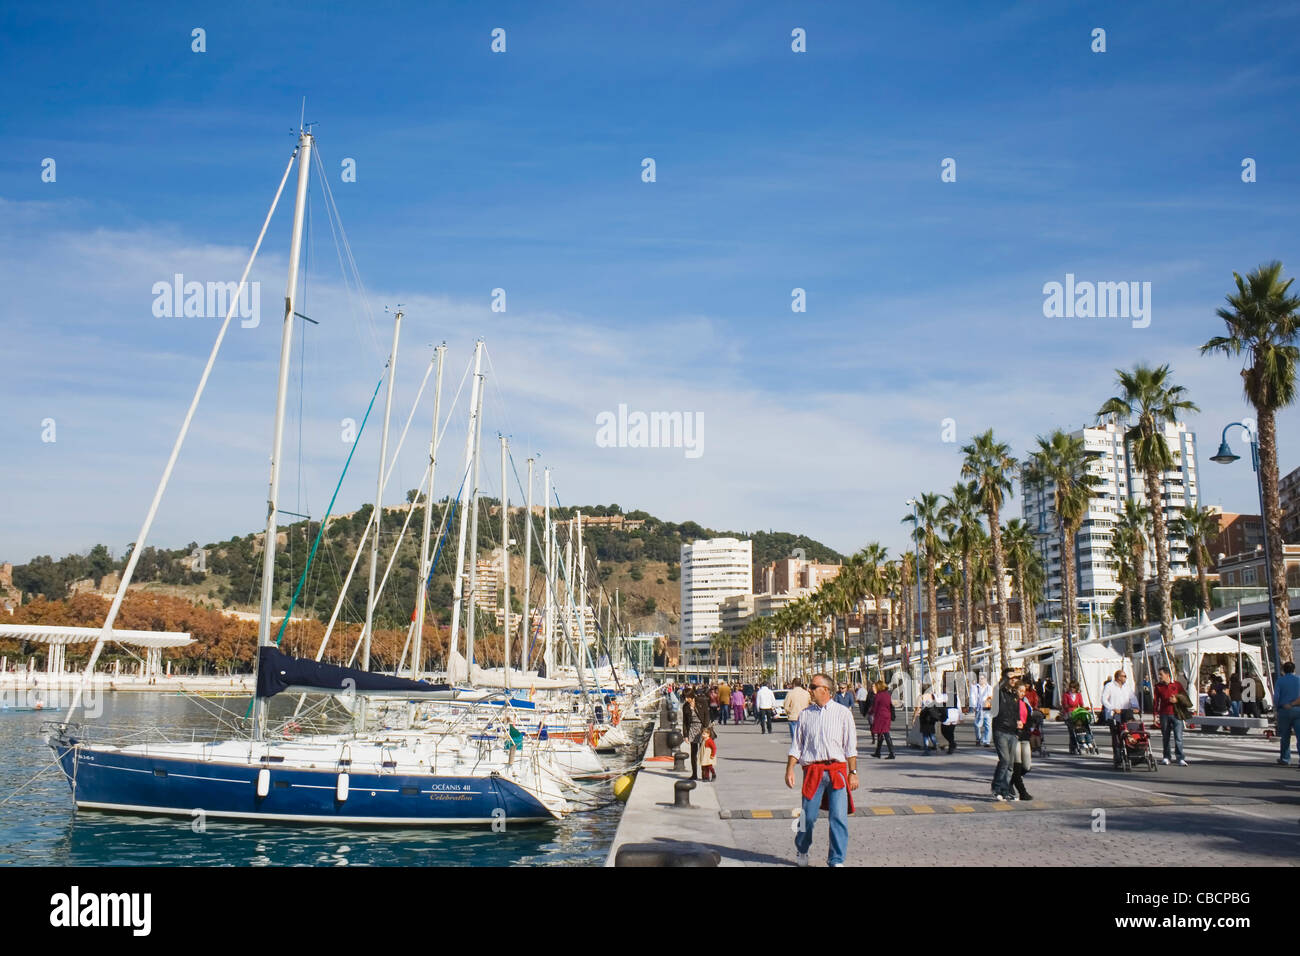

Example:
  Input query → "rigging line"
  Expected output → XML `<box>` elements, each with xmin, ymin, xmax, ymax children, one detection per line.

<box><xmin>66</xmin><ymin>144</ymin><xmax>301</xmax><ymax>724</ymax></box>
<box><xmin>272</xmin><ymin>372</ymin><xmax>386</xmax><ymax>648</ymax></box>
<box><xmin>311</xmin><ymin>146</ymin><xmax>382</xmax><ymax>359</ymax></box>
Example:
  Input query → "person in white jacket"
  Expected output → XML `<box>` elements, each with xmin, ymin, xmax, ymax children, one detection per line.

<box><xmin>969</xmin><ymin>672</ymin><xmax>993</xmax><ymax>747</ymax></box>
<box><xmin>1101</xmin><ymin>670</ymin><xmax>1139</xmax><ymax>768</ymax></box>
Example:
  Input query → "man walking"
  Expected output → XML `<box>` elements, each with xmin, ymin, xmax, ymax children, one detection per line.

<box><xmin>1152</xmin><ymin>666</ymin><xmax>1188</xmax><ymax>766</ymax></box>
<box><xmin>755</xmin><ymin>680</ymin><xmax>777</xmax><ymax>735</ymax></box>
<box><xmin>856</xmin><ymin>682</ymin><xmax>870</xmax><ymax>719</ymax></box>
<box><xmin>1102</xmin><ymin>670</ymin><xmax>1139</xmax><ymax>769</ymax></box>
<box><xmin>784</xmin><ymin>678</ymin><xmax>811</xmax><ymax>741</ymax></box>
<box><xmin>970</xmin><ymin>671</ymin><xmax>993</xmax><ymax>748</ymax></box>
<box><xmin>990</xmin><ymin>667</ymin><xmax>1022</xmax><ymax>801</ymax></box>
<box><xmin>1275</xmin><ymin>661</ymin><xmax>1300</xmax><ymax>765</ymax></box>
<box><xmin>785</xmin><ymin>673</ymin><xmax>858</xmax><ymax>867</ymax></box>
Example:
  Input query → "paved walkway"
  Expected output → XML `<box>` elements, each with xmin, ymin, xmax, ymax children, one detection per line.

<box><xmin>612</xmin><ymin>709</ymin><xmax>1300</xmax><ymax>866</ymax></box>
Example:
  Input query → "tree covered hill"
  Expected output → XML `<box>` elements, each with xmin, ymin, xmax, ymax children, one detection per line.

<box><xmin>5</xmin><ymin>503</ymin><xmax>844</xmax><ymax>638</ymax></box>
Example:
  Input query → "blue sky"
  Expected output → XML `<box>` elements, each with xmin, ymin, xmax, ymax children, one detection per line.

<box><xmin>2</xmin><ymin>0</ymin><xmax>1299</xmax><ymax>565</ymax></box>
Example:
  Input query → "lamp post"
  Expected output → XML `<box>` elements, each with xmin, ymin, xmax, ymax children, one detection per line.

<box><xmin>1209</xmin><ymin>422</ymin><xmax>1281</xmax><ymax>678</ymax></box>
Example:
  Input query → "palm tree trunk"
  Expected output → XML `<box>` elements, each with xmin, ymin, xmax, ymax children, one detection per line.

<box><xmin>1060</xmin><ymin>518</ymin><xmax>1074</xmax><ymax>687</ymax></box>
<box><xmin>926</xmin><ymin>554</ymin><xmax>938</xmax><ymax>678</ymax></box>
<box><xmin>962</xmin><ymin>551</ymin><xmax>974</xmax><ymax>674</ymax></box>
<box><xmin>1146</xmin><ymin>460</ymin><xmax>1175</xmax><ymax>647</ymax></box>
<box><xmin>989</xmin><ymin>505</ymin><xmax>1011</xmax><ymax>674</ymax></box>
<box><xmin>1256</xmin><ymin>409</ymin><xmax>1293</xmax><ymax>662</ymax></box>
<box><xmin>1198</xmin><ymin>561</ymin><xmax>1209</xmax><ymax>615</ymax></box>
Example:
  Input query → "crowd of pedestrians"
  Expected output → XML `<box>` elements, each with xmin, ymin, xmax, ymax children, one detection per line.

<box><xmin>663</xmin><ymin>658</ymin><xmax>1293</xmax><ymax>866</ymax></box>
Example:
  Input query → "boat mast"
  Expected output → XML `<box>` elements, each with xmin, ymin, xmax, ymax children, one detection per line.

<box><xmin>564</xmin><ymin>520</ymin><xmax>575</xmax><ymax>669</ymax></box>
<box><xmin>464</xmin><ymin>355</ymin><xmax>487</xmax><ymax>680</ymax></box>
<box><xmin>577</xmin><ymin>511</ymin><xmax>587</xmax><ymax>667</ymax></box>
<box><xmin>363</xmin><ymin>310</ymin><xmax>403</xmax><ymax>672</ymax></box>
<box><xmin>447</xmin><ymin>340</ymin><xmax>484</xmax><ymax>679</ymax></box>
<box><xmin>500</xmin><ymin>435</ymin><xmax>511</xmax><ymax>693</ymax></box>
<box><xmin>252</xmin><ymin>130</ymin><xmax>313</xmax><ymax>742</ymax></box>
<box><xmin>543</xmin><ymin>467</ymin><xmax>553</xmax><ymax>676</ymax></box>
<box><xmin>522</xmin><ymin>456</ymin><xmax>534</xmax><ymax>674</ymax></box>
<box><xmin>412</xmin><ymin>343</ymin><xmax>446</xmax><ymax>680</ymax></box>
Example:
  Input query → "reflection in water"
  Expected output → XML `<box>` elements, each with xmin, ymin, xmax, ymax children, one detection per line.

<box><xmin>1</xmin><ymin>694</ymin><xmax>623</xmax><ymax>866</ymax></box>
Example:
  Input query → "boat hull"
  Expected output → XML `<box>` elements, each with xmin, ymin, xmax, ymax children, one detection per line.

<box><xmin>50</xmin><ymin>739</ymin><xmax>558</xmax><ymax>826</ymax></box>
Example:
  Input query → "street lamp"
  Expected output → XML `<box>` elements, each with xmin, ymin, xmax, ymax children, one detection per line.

<box><xmin>1210</xmin><ymin>421</ymin><xmax>1281</xmax><ymax>679</ymax></box>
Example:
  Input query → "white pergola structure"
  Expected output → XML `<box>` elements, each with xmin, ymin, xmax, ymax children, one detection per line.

<box><xmin>0</xmin><ymin>624</ymin><xmax>194</xmax><ymax>679</ymax></box>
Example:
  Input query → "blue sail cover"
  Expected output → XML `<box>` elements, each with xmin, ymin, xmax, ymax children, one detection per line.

<box><xmin>255</xmin><ymin>646</ymin><xmax>450</xmax><ymax>699</ymax></box>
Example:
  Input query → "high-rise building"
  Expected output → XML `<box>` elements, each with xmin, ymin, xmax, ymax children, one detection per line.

<box><xmin>1280</xmin><ymin>464</ymin><xmax>1300</xmax><ymax>545</ymax></box>
<box><xmin>1021</xmin><ymin>420</ymin><xmax>1200</xmax><ymax>624</ymax></box>
<box><xmin>680</xmin><ymin>538</ymin><xmax>752</xmax><ymax>657</ymax></box>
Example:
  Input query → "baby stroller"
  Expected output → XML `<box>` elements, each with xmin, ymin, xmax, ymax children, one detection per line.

<box><xmin>1027</xmin><ymin>708</ymin><xmax>1048</xmax><ymax>758</ymax></box>
<box><xmin>1117</xmin><ymin>719</ymin><xmax>1157</xmax><ymax>772</ymax></box>
<box><xmin>1067</xmin><ymin>707</ymin><xmax>1098</xmax><ymax>755</ymax></box>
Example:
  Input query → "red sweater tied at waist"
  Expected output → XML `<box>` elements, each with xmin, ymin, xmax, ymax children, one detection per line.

<box><xmin>801</xmin><ymin>761</ymin><xmax>855</xmax><ymax>814</ymax></box>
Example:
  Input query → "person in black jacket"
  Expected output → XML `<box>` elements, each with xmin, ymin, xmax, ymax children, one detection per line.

<box><xmin>990</xmin><ymin>667</ymin><xmax>1024</xmax><ymax>801</ymax></box>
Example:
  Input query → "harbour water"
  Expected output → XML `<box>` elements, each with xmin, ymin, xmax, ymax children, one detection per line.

<box><xmin>0</xmin><ymin>694</ymin><xmax>623</xmax><ymax>866</ymax></box>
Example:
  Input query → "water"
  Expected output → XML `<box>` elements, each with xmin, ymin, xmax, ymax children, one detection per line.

<box><xmin>0</xmin><ymin>694</ymin><xmax>624</xmax><ymax>866</ymax></box>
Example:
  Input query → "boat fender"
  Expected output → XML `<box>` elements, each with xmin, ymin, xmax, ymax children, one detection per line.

<box><xmin>613</xmin><ymin>772</ymin><xmax>635</xmax><ymax>802</ymax></box>
<box><xmin>336</xmin><ymin>772</ymin><xmax>349</xmax><ymax>802</ymax></box>
<box><xmin>256</xmin><ymin>767</ymin><xmax>271</xmax><ymax>798</ymax></box>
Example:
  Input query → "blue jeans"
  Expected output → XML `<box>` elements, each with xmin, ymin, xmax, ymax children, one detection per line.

<box><xmin>795</xmin><ymin>770</ymin><xmax>849</xmax><ymax>865</ymax></box>
<box><xmin>1230</xmin><ymin>701</ymin><xmax>1242</xmax><ymax>717</ymax></box>
<box><xmin>1159</xmin><ymin>714</ymin><xmax>1184</xmax><ymax>762</ymax></box>
<box><xmin>759</xmin><ymin>709</ymin><xmax>774</xmax><ymax>734</ymax></box>
<box><xmin>992</xmin><ymin>730</ymin><xmax>1017</xmax><ymax>796</ymax></box>
<box><xmin>974</xmin><ymin>712</ymin><xmax>991</xmax><ymax>745</ymax></box>
<box><xmin>788</xmin><ymin>715</ymin><xmax>799</xmax><ymax>740</ymax></box>
<box><xmin>1279</xmin><ymin>707</ymin><xmax>1300</xmax><ymax>762</ymax></box>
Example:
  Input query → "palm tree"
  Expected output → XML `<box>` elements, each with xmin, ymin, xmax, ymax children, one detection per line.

<box><xmin>1098</xmin><ymin>364</ymin><xmax>1199</xmax><ymax>649</ymax></box>
<box><xmin>1173</xmin><ymin>503</ymin><xmax>1219</xmax><ymax>614</ymax></box>
<box><xmin>1110</xmin><ymin>520</ymin><xmax>1136</xmax><ymax>633</ymax></box>
<box><xmin>1024</xmin><ymin>430</ymin><xmax>1104</xmax><ymax>686</ymax></box>
<box><xmin>903</xmin><ymin>493</ymin><xmax>944</xmax><ymax>677</ymax></box>
<box><xmin>968</xmin><ymin>525</ymin><xmax>995</xmax><ymax>672</ymax></box>
<box><xmin>857</xmin><ymin>543</ymin><xmax>889</xmax><ymax>672</ymax></box>
<box><xmin>1202</xmin><ymin>261</ymin><xmax>1300</xmax><ymax>662</ymax></box>
<box><xmin>1003</xmin><ymin>518</ymin><xmax>1041</xmax><ymax>653</ymax></box>
<box><xmin>880</xmin><ymin>559</ymin><xmax>902</xmax><ymax>674</ymax></box>
<box><xmin>938</xmin><ymin>538</ymin><xmax>965</xmax><ymax>667</ymax></box>
<box><xmin>899</xmin><ymin>551</ymin><xmax>917</xmax><ymax>672</ymax></box>
<box><xmin>1114</xmin><ymin>498</ymin><xmax>1151</xmax><ymax>632</ymax></box>
<box><xmin>961</xmin><ymin>430</ymin><xmax>1018</xmax><ymax>674</ymax></box>
<box><xmin>943</xmin><ymin>480</ymin><xmax>982</xmax><ymax>673</ymax></box>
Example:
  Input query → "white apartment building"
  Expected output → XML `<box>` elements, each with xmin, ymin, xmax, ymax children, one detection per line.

<box><xmin>680</xmin><ymin>537</ymin><xmax>753</xmax><ymax>658</ymax></box>
<box><xmin>1021</xmin><ymin>420</ymin><xmax>1199</xmax><ymax>623</ymax></box>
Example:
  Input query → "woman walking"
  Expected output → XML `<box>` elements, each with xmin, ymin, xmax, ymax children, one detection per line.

<box><xmin>1010</xmin><ymin>679</ymin><xmax>1035</xmax><ymax>800</ymax></box>
<box><xmin>730</xmin><ymin>686</ymin><xmax>745</xmax><ymax>725</ymax></box>
<box><xmin>870</xmin><ymin>681</ymin><xmax>896</xmax><ymax>759</ymax></box>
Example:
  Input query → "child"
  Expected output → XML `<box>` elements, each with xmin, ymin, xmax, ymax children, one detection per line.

<box><xmin>700</xmin><ymin>726</ymin><xmax>717</xmax><ymax>781</ymax></box>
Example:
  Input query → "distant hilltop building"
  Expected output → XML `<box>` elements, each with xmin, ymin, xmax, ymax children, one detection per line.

<box><xmin>759</xmin><ymin>556</ymin><xmax>842</xmax><ymax>595</ymax></box>
<box><xmin>680</xmin><ymin>537</ymin><xmax>752</xmax><ymax>661</ymax></box>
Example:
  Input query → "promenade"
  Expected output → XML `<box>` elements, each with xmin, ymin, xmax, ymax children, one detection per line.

<box><xmin>611</xmin><ymin>710</ymin><xmax>1300</xmax><ymax>866</ymax></box>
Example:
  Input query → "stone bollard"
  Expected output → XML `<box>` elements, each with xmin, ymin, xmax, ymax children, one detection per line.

<box><xmin>673</xmin><ymin>779</ymin><xmax>696</xmax><ymax>808</ymax></box>
<box><xmin>672</xmin><ymin>750</ymin><xmax>689</xmax><ymax>772</ymax></box>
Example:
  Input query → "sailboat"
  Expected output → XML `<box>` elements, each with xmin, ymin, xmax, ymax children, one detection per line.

<box><xmin>45</xmin><ymin>128</ymin><xmax>584</xmax><ymax>825</ymax></box>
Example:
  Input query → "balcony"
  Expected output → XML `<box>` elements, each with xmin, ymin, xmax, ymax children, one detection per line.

<box><xmin>1212</xmin><ymin>586</ymin><xmax>1300</xmax><ymax>609</ymax></box>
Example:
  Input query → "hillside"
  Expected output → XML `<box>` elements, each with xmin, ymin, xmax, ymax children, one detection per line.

<box><xmin>5</xmin><ymin>504</ymin><xmax>845</xmax><ymax>640</ymax></box>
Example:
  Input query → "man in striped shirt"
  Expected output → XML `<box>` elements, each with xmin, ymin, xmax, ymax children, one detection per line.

<box><xmin>785</xmin><ymin>672</ymin><xmax>858</xmax><ymax>867</ymax></box>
